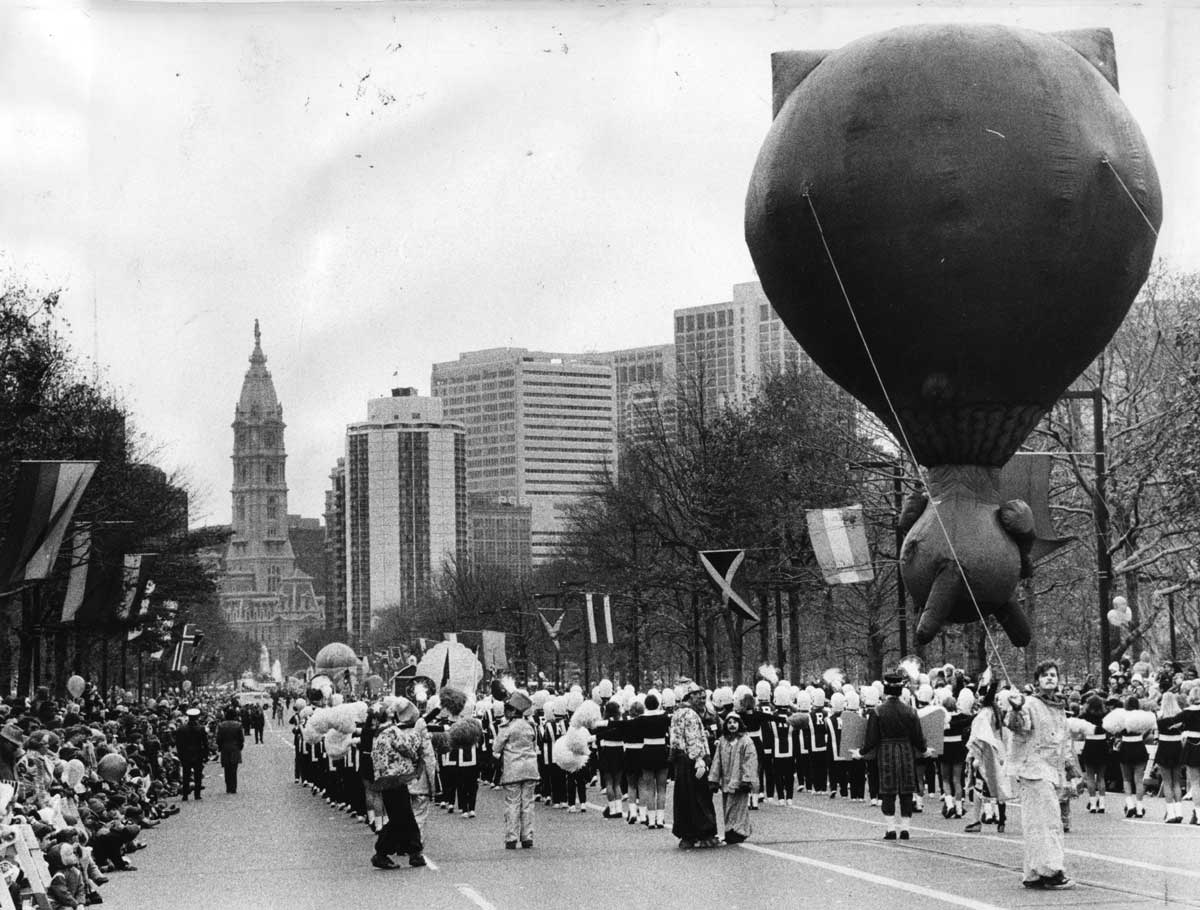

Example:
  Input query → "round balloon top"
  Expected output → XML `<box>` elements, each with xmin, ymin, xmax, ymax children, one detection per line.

<box><xmin>746</xmin><ymin>24</ymin><xmax>1160</xmax><ymax>467</ymax></box>
<box><xmin>315</xmin><ymin>642</ymin><xmax>357</xmax><ymax>671</ymax></box>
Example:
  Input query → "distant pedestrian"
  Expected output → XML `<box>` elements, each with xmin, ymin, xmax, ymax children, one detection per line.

<box><xmin>216</xmin><ymin>706</ymin><xmax>245</xmax><ymax>794</ymax></box>
<box><xmin>251</xmin><ymin>704</ymin><xmax>266</xmax><ymax>744</ymax></box>
<box><xmin>175</xmin><ymin>708</ymin><xmax>208</xmax><ymax>801</ymax></box>
<box><xmin>1004</xmin><ymin>660</ymin><xmax>1076</xmax><ymax>890</ymax></box>
<box><xmin>492</xmin><ymin>691</ymin><xmax>538</xmax><ymax>849</ymax></box>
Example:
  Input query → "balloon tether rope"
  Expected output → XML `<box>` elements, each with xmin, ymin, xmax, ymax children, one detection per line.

<box><xmin>1101</xmin><ymin>158</ymin><xmax>1159</xmax><ymax>238</ymax></box>
<box><xmin>803</xmin><ymin>191</ymin><xmax>1012</xmax><ymax>684</ymax></box>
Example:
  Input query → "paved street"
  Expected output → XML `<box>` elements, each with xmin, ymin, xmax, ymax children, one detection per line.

<box><xmin>105</xmin><ymin>720</ymin><xmax>1200</xmax><ymax>910</ymax></box>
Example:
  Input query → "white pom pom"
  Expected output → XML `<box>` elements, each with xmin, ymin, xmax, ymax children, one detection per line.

<box><xmin>1101</xmin><ymin>708</ymin><xmax>1127</xmax><ymax>735</ymax></box>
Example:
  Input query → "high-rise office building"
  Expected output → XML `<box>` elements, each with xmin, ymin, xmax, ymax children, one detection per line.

<box><xmin>608</xmin><ymin>344</ymin><xmax>676</xmax><ymax>449</ymax></box>
<box><xmin>430</xmin><ymin>349</ymin><xmax>616</xmax><ymax>565</ymax></box>
<box><xmin>673</xmin><ymin>281</ymin><xmax>809</xmax><ymax>412</ymax></box>
<box><xmin>343</xmin><ymin>389</ymin><xmax>469</xmax><ymax>646</ymax></box>
<box><xmin>219</xmin><ymin>322</ymin><xmax>323</xmax><ymax>664</ymax></box>
<box><xmin>469</xmin><ymin>493</ymin><xmax>532</xmax><ymax>579</ymax></box>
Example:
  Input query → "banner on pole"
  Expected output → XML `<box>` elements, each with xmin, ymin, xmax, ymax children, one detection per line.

<box><xmin>538</xmin><ymin>607</ymin><xmax>565</xmax><ymax>651</ymax></box>
<box><xmin>481</xmin><ymin>630</ymin><xmax>508</xmax><ymax>671</ymax></box>
<box><xmin>603</xmin><ymin>594</ymin><xmax>614</xmax><ymax>644</ymax></box>
<box><xmin>0</xmin><ymin>461</ymin><xmax>97</xmax><ymax>588</ymax></box>
<box><xmin>806</xmin><ymin>505</ymin><xmax>875</xmax><ymax>585</ymax></box>
<box><xmin>585</xmin><ymin>593</ymin><xmax>598</xmax><ymax>644</ymax></box>
<box><xmin>698</xmin><ymin>549</ymin><xmax>759</xmax><ymax>622</ymax></box>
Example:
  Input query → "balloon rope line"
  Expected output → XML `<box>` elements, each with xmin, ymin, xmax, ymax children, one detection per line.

<box><xmin>1102</xmin><ymin>158</ymin><xmax>1159</xmax><ymax>238</ymax></box>
<box><xmin>803</xmin><ymin>192</ymin><xmax>1012</xmax><ymax>684</ymax></box>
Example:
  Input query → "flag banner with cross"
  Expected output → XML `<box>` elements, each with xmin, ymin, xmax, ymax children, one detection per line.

<box><xmin>170</xmin><ymin>623</ymin><xmax>201</xmax><ymax>673</ymax></box>
<box><xmin>0</xmin><ymin>460</ymin><xmax>97</xmax><ymax>591</ymax></box>
<box><xmin>698</xmin><ymin>549</ymin><xmax>759</xmax><ymax>622</ymax></box>
<box><xmin>805</xmin><ymin>506</ymin><xmax>875</xmax><ymax>585</ymax></box>
<box><xmin>537</xmin><ymin>607</ymin><xmax>566</xmax><ymax>651</ymax></box>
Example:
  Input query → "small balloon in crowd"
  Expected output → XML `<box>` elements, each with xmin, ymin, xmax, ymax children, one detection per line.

<box><xmin>97</xmin><ymin>753</ymin><xmax>128</xmax><ymax>783</ymax></box>
<box><xmin>66</xmin><ymin>675</ymin><xmax>86</xmax><ymax>699</ymax></box>
<box><xmin>182</xmin><ymin>680</ymin><xmax>193</xmax><ymax>692</ymax></box>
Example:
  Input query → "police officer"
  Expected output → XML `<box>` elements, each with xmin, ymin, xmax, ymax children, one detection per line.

<box><xmin>176</xmin><ymin>708</ymin><xmax>209</xmax><ymax>800</ymax></box>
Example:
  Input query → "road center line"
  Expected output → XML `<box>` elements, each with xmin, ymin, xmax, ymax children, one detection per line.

<box><xmin>739</xmin><ymin>842</ymin><xmax>1011</xmax><ymax>910</ymax></box>
<box><xmin>455</xmin><ymin>883</ymin><xmax>497</xmax><ymax>910</ymax></box>
<box><xmin>785</xmin><ymin>802</ymin><xmax>1200</xmax><ymax>881</ymax></box>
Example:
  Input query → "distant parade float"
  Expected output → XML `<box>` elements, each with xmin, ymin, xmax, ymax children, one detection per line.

<box><xmin>745</xmin><ymin>24</ymin><xmax>1161</xmax><ymax>646</ymax></box>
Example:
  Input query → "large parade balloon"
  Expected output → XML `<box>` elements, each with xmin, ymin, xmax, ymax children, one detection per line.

<box><xmin>746</xmin><ymin>25</ymin><xmax>1160</xmax><ymax>646</ymax></box>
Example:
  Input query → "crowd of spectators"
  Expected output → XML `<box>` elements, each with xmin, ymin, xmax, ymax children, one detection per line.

<box><xmin>0</xmin><ymin>683</ymin><xmax>232</xmax><ymax>908</ymax></box>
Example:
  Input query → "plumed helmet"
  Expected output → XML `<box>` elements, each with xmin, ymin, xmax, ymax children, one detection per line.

<box><xmin>916</xmin><ymin>684</ymin><xmax>934</xmax><ymax>704</ymax></box>
<box><xmin>794</xmin><ymin>691</ymin><xmax>812</xmax><ymax>712</ymax></box>
<box><xmin>531</xmin><ymin>690</ymin><xmax>551</xmax><ymax>711</ymax></box>
<box><xmin>565</xmin><ymin>690</ymin><xmax>584</xmax><ymax>712</ymax></box>
<box><xmin>773</xmin><ymin>683</ymin><xmax>793</xmax><ymax>707</ymax></box>
<box><xmin>811</xmin><ymin>689</ymin><xmax>826</xmax><ymax>708</ymax></box>
<box><xmin>711</xmin><ymin>686</ymin><xmax>735</xmax><ymax>710</ymax></box>
<box><xmin>845</xmin><ymin>690</ymin><xmax>861</xmax><ymax>710</ymax></box>
<box><xmin>551</xmin><ymin>697</ymin><xmax>569</xmax><ymax>718</ymax></box>
<box><xmin>755</xmin><ymin>680</ymin><xmax>773</xmax><ymax>702</ymax></box>
<box><xmin>957</xmin><ymin>688</ymin><xmax>976</xmax><ymax>714</ymax></box>
<box><xmin>861</xmin><ymin>687</ymin><xmax>880</xmax><ymax>708</ymax></box>
<box><xmin>733</xmin><ymin>684</ymin><xmax>753</xmax><ymax>703</ymax></box>
<box><xmin>830</xmin><ymin>692</ymin><xmax>846</xmax><ymax>711</ymax></box>
<box><xmin>598</xmin><ymin>679</ymin><xmax>614</xmax><ymax>699</ymax></box>
<box><xmin>660</xmin><ymin>688</ymin><xmax>677</xmax><ymax>708</ymax></box>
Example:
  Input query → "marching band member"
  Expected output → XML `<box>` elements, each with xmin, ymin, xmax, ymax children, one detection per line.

<box><xmin>637</xmin><ymin>690</ymin><xmax>671</xmax><ymax>829</ymax></box>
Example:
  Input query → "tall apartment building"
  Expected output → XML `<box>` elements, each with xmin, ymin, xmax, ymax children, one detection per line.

<box><xmin>219</xmin><ymin>322</ymin><xmax>323</xmax><ymax>665</ymax></box>
<box><xmin>343</xmin><ymin>389</ymin><xmax>469</xmax><ymax>647</ymax></box>
<box><xmin>430</xmin><ymin>349</ymin><xmax>616</xmax><ymax>565</ymax></box>
<box><xmin>673</xmin><ymin>281</ymin><xmax>809</xmax><ymax>413</ymax></box>
<box><xmin>323</xmin><ymin>459</ymin><xmax>347</xmax><ymax>635</ymax></box>
<box><xmin>607</xmin><ymin>344</ymin><xmax>676</xmax><ymax>449</ymax></box>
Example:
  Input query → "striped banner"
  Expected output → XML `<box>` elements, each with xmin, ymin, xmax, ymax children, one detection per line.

<box><xmin>806</xmin><ymin>505</ymin><xmax>875</xmax><ymax>585</ymax></box>
<box><xmin>602</xmin><ymin>594</ymin><xmax>614</xmax><ymax>644</ymax></box>
<box><xmin>585</xmin><ymin>593</ymin><xmax>598</xmax><ymax>644</ymax></box>
<box><xmin>0</xmin><ymin>461</ymin><xmax>97</xmax><ymax>589</ymax></box>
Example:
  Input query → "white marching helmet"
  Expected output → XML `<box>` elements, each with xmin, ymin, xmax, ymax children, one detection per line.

<box><xmin>773</xmin><ymin>682</ymin><xmax>793</xmax><ymax>708</ymax></box>
<box><xmin>755</xmin><ymin>679</ymin><xmax>773</xmax><ymax>702</ymax></box>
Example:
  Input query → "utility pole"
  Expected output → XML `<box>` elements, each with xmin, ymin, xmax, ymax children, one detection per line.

<box><xmin>1064</xmin><ymin>389</ymin><xmax>1111</xmax><ymax>688</ymax></box>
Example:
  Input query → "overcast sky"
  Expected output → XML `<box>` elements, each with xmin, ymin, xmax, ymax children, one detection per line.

<box><xmin>3</xmin><ymin>0</ymin><xmax>1197</xmax><ymax>526</ymax></box>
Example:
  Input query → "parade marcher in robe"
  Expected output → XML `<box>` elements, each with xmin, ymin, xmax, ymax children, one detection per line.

<box><xmin>1154</xmin><ymin>691</ymin><xmax>1186</xmax><ymax>823</ymax></box>
<box><xmin>857</xmin><ymin>671</ymin><xmax>929</xmax><ymax>841</ymax></box>
<box><xmin>636</xmin><ymin>691</ymin><xmax>671</xmax><ymax>829</ymax></box>
<box><xmin>1004</xmin><ymin>660</ymin><xmax>1076</xmax><ymax>890</ymax></box>
<box><xmin>669</xmin><ymin>681</ymin><xmax>718</xmax><ymax>849</ymax></box>
<box><xmin>216</xmin><ymin>706</ymin><xmax>245</xmax><ymax>794</ymax></box>
<box><xmin>176</xmin><ymin>709</ymin><xmax>208</xmax><ymax>801</ymax></box>
<box><xmin>844</xmin><ymin>690</ymin><xmax>867</xmax><ymax>801</ymax></box>
<box><xmin>964</xmin><ymin>676</ymin><xmax>1009</xmax><ymax>833</ymax></box>
<box><xmin>369</xmin><ymin>697</ymin><xmax>427</xmax><ymax>870</ymax></box>
<box><xmin>493</xmin><ymin>691</ymin><xmax>538</xmax><ymax>849</ymax></box>
<box><xmin>708</xmin><ymin>712</ymin><xmax>758</xmax><ymax>844</ymax></box>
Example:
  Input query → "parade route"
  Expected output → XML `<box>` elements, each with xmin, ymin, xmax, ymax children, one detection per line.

<box><xmin>101</xmin><ymin>718</ymin><xmax>1200</xmax><ymax>910</ymax></box>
